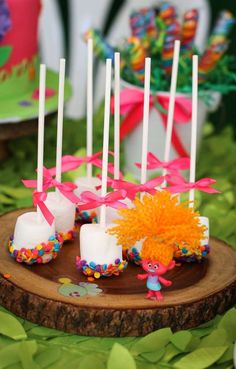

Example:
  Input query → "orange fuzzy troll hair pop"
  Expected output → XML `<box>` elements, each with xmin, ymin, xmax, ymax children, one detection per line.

<box><xmin>108</xmin><ymin>191</ymin><xmax>205</xmax><ymax>266</ymax></box>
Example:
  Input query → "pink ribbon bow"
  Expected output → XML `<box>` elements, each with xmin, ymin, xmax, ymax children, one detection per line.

<box><xmin>110</xmin><ymin>176</ymin><xmax>167</xmax><ymax>200</ymax></box>
<box><xmin>111</xmin><ymin>88</ymin><xmax>192</xmax><ymax>157</ymax></box>
<box><xmin>33</xmin><ymin>191</ymin><xmax>54</xmax><ymax>226</ymax></box>
<box><xmin>167</xmin><ymin>176</ymin><xmax>220</xmax><ymax>194</ymax></box>
<box><xmin>48</xmin><ymin>151</ymin><xmax>120</xmax><ymax>177</ymax></box>
<box><xmin>135</xmin><ymin>152</ymin><xmax>190</xmax><ymax>173</ymax></box>
<box><xmin>78</xmin><ymin>190</ymin><xmax>127</xmax><ymax>211</ymax></box>
<box><xmin>23</xmin><ymin>167</ymin><xmax>80</xmax><ymax>204</ymax></box>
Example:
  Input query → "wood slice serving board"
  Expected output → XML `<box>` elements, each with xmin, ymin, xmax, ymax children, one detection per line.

<box><xmin>0</xmin><ymin>209</ymin><xmax>236</xmax><ymax>337</ymax></box>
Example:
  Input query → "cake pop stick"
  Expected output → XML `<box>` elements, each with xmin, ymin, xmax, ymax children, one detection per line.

<box><xmin>124</xmin><ymin>57</ymin><xmax>151</xmax><ymax>262</ymax></box>
<box><xmin>78</xmin><ymin>59</ymin><xmax>127</xmax><ymax>279</ymax></box>
<box><xmin>162</xmin><ymin>40</ymin><xmax>180</xmax><ymax>187</ymax></box>
<box><xmin>86</xmin><ymin>39</ymin><xmax>93</xmax><ymax>182</ymax></box>
<box><xmin>103</xmin><ymin>52</ymin><xmax>132</xmax><ymax>224</ymax></box>
<box><xmin>140</xmin><ymin>57</ymin><xmax>151</xmax><ymax>186</ymax></box>
<box><xmin>44</xmin><ymin>59</ymin><xmax>77</xmax><ymax>241</ymax></box>
<box><xmin>73</xmin><ymin>39</ymin><xmax>101</xmax><ymax>224</ymax></box>
<box><xmin>37</xmin><ymin>64</ymin><xmax>46</xmax><ymax>222</ymax></box>
<box><xmin>55</xmin><ymin>59</ymin><xmax>66</xmax><ymax>187</ymax></box>
<box><xmin>9</xmin><ymin>65</ymin><xmax>60</xmax><ymax>264</ymax></box>
<box><xmin>114</xmin><ymin>52</ymin><xmax>120</xmax><ymax>181</ymax></box>
<box><xmin>100</xmin><ymin>59</ymin><xmax>112</xmax><ymax>227</ymax></box>
<box><xmin>189</xmin><ymin>55</ymin><xmax>198</xmax><ymax>207</ymax></box>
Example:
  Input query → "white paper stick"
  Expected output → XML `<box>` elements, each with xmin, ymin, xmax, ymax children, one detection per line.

<box><xmin>189</xmin><ymin>55</ymin><xmax>198</xmax><ymax>208</ymax></box>
<box><xmin>37</xmin><ymin>64</ymin><xmax>46</xmax><ymax>221</ymax></box>
<box><xmin>86</xmin><ymin>39</ymin><xmax>93</xmax><ymax>182</ymax></box>
<box><xmin>100</xmin><ymin>59</ymin><xmax>112</xmax><ymax>227</ymax></box>
<box><xmin>140</xmin><ymin>57</ymin><xmax>151</xmax><ymax>185</ymax></box>
<box><xmin>55</xmin><ymin>58</ymin><xmax>66</xmax><ymax>189</ymax></box>
<box><xmin>162</xmin><ymin>40</ymin><xmax>180</xmax><ymax>187</ymax></box>
<box><xmin>114</xmin><ymin>52</ymin><xmax>120</xmax><ymax>180</ymax></box>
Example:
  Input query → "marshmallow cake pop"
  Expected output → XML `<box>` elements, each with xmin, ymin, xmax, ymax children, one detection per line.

<box><xmin>74</xmin><ymin>39</ymin><xmax>101</xmax><ymax>226</ymax></box>
<box><xmin>76</xmin><ymin>59</ymin><xmax>127</xmax><ymax>279</ymax></box>
<box><xmin>174</xmin><ymin>55</ymin><xmax>210</xmax><ymax>261</ymax></box>
<box><xmin>9</xmin><ymin>65</ymin><xmax>61</xmax><ymax>264</ymax></box>
<box><xmin>44</xmin><ymin>59</ymin><xmax>77</xmax><ymax>242</ymax></box>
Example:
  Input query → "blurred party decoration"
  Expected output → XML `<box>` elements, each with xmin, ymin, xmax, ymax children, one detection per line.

<box><xmin>85</xmin><ymin>3</ymin><xmax>235</xmax><ymax>94</ymax></box>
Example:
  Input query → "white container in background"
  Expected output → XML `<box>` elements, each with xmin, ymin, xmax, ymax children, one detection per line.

<box><xmin>121</xmin><ymin>81</ymin><xmax>221</xmax><ymax>179</ymax></box>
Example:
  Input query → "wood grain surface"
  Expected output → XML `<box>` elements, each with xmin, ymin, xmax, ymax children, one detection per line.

<box><xmin>0</xmin><ymin>208</ymin><xmax>235</xmax><ymax>336</ymax></box>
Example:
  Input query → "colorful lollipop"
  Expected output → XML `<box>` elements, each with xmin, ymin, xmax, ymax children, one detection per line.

<box><xmin>84</xmin><ymin>29</ymin><xmax>115</xmax><ymax>62</ymax></box>
<box><xmin>129</xmin><ymin>8</ymin><xmax>157</xmax><ymax>50</ymax></box>
<box><xmin>181</xmin><ymin>9</ymin><xmax>199</xmax><ymax>54</ymax></box>
<box><xmin>122</xmin><ymin>36</ymin><xmax>146</xmax><ymax>82</ymax></box>
<box><xmin>199</xmin><ymin>10</ymin><xmax>235</xmax><ymax>81</ymax></box>
<box><xmin>210</xmin><ymin>10</ymin><xmax>235</xmax><ymax>45</ymax></box>
<box><xmin>159</xmin><ymin>3</ymin><xmax>181</xmax><ymax>74</ymax></box>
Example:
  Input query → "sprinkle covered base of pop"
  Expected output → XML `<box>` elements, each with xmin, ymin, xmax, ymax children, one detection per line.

<box><xmin>76</xmin><ymin>256</ymin><xmax>128</xmax><ymax>279</ymax></box>
<box><xmin>126</xmin><ymin>243</ymin><xmax>210</xmax><ymax>264</ymax></box>
<box><xmin>175</xmin><ymin>244</ymin><xmax>210</xmax><ymax>262</ymax></box>
<box><xmin>8</xmin><ymin>234</ymin><xmax>63</xmax><ymax>264</ymax></box>
<box><xmin>58</xmin><ymin>228</ymin><xmax>77</xmax><ymax>243</ymax></box>
<box><xmin>74</xmin><ymin>207</ymin><xmax>98</xmax><ymax>229</ymax></box>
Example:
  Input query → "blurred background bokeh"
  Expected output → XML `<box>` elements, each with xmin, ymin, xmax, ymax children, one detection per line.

<box><xmin>0</xmin><ymin>0</ymin><xmax>236</xmax><ymax>247</ymax></box>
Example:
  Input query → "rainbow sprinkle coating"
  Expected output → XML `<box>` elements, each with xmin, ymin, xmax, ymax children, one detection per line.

<box><xmin>125</xmin><ymin>247</ymin><xmax>142</xmax><ymax>265</ymax></box>
<box><xmin>76</xmin><ymin>256</ymin><xmax>128</xmax><ymax>279</ymax></box>
<box><xmin>126</xmin><ymin>244</ymin><xmax>210</xmax><ymax>264</ymax></box>
<box><xmin>8</xmin><ymin>234</ymin><xmax>63</xmax><ymax>264</ymax></box>
<box><xmin>75</xmin><ymin>206</ymin><xmax>98</xmax><ymax>229</ymax></box>
<box><xmin>174</xmin><ymin>244</ymin><xmax>210</xmax><ymax>262</ymax></box>
<box><xmin>59</xmin><ymin>228</ymin><xmax>77</xmax><ymax>242</ymax></box>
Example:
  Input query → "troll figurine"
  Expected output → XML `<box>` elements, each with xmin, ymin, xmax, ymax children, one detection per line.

<box><xmin>108</xmin><ymin>191</ymin><xmax>206</xmax><ymax>300</ymax></box>
<box><xmin>137</xmin><ymin>259</ymin><xmax>175</xmax><ymax>300</ymax></box>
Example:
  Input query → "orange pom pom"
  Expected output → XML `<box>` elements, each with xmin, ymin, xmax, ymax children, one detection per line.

<box><xmin>108</xmin><ymin>190</ymin><xmax>205</xmax><ymax>263</ymax></box>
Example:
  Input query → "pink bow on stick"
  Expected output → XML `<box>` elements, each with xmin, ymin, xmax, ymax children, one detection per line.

<box><xmin>23</xmin><ymin>167</ymin><xmax>80</xmax><ymax>204</ymax></box>
<box><xmin>78</xmin><ymin>190</ymin><xmax>127</xmax><ymax>211</ymax></box>
<box><xmin>111</xmin><ymin>176</ymin><xmax>166</xmax><ymax>200</ymax></box>
<box><xmin>33</xmin><ymin>191</ymin><xmax>54</xmax><ymax>225</ymax></box>
<box><xmin>167</xmin><ymin>176</ymin><xmax>220</xmax><ymax>194</ymax></box>
<box><xmin>135</xmin><ymin>152</ymin><xmax>190</xmax><ymax>173</ymax></box>
<box><xmin>48</xmin><ymin>151</ymin><xmax>120</xmax><ymax>177</ymax></box>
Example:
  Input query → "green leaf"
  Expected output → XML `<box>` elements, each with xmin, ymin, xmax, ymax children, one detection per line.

<box><xmin>0</xmin><ymin>186</ymin><xmax>31</xmax><ymax>200</ymax></box>
<box><xmin>131</xmin><ymin>328</ymin><xmax>172</xmax><ymax>355</ymax></box>
<box><xmin>79</xmin><ymin>354</ymin><xmax>105</xmax><ymax>369</ymax></box>
<box><xmin>35</xmin><ymin>347</ymin><xmax>61</xmax><ymax>368</ymax></box>
<box><xmin>174</xmin><ymin>346</ymin><xmax>228</xmax><ymax>369</ymax></box>
<box><xmin>28</xmin><ymin>326</ymin><xmax>65</xmax><ymax>339</ymax></box>
<box><xmin>140</xmin><ymin>348</ymin><xmax>165</xmax><ymax>363</ymax></box>
<box><xmin>170</xmin><ymin>331</ymin><xmax>193</xmax><ymax>352</ymax></box>
<box><xmin>0</xmin><ymin>340</ymin><xmax>37</xmax><ymax>369</ymax></box>
<box><xmin>0</xmin><ymin>46</ymin><xmax>12</xmax><ymax>67</ymax></box>
<box><xmin>199</xmin><ymin>329</ymin><xmax>228</xmax><ymax>348</ymax></box>
<box><xmin>107</xmin><ymin>343</ymin><xmax>136</xmax><ymax>369</ymax></box>
<box><xmin>217</xmin><ymin>344</ymin><xmax>234</xmax><ymax>364</ymax></box>
<box><xmin>18</xmin><ymin>341</ymin><xmax>38</xmax><ymax>369</ymax></box>
<box><xmin>0</xmin><ymin>312</ymin><xmax>27</xmax><ymax>341</ymax></box>
<box><xmin>15</xmin><ymin>197</ymin><xmax>32</xmax><ymax>208</ymax></box>
<box><xmin>0</xmin><ymin>194</ymin><xmax>14</xmax><ymax>205</ymax></box>
<box><xmin>161</xmin><ymin>343</ymin><xmax>181</xmax><ymax>363</ymax></box>
<box><xmin>218</xmin><ymin>309</ymin><xmax>236</xmax><ymax>342</ymax></box>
